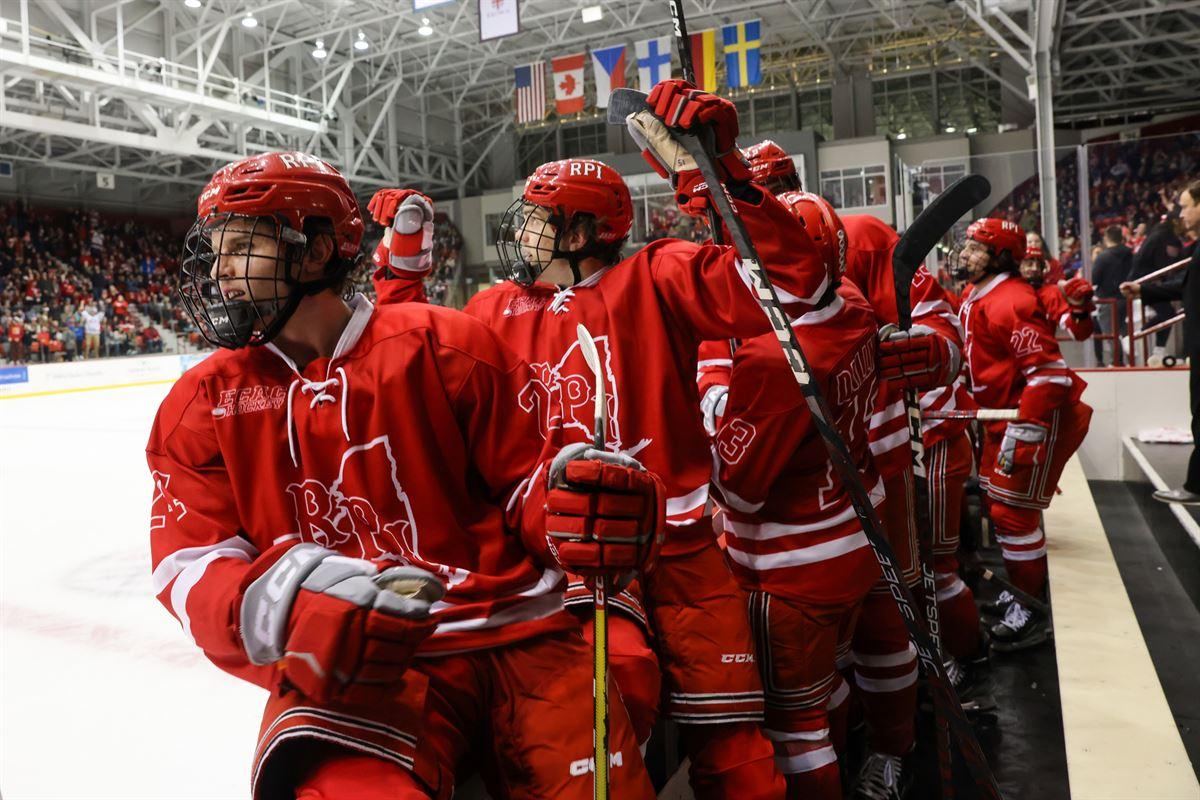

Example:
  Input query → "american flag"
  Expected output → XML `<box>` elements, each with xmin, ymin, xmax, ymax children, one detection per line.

<box><xmin>514</xmin><ymin>62</ymin><xmax>546</xmax><ymax>125</ymax></box>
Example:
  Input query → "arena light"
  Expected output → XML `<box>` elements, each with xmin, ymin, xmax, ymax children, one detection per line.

<box><xmin>184</xmin><ymin>0</ymin><xmax>202</xmax><ymax>7</ymax></box>
<box><xmin>354</xmin><ymin>31</ymin><xmax>369</xmax><ymax>51</ymax></box>
<box><xmin>418</xmin><ymin>17</ymin><xmax>433</xmax><ymax>36</ymax></box>
<box><xmin>241</xmin><ymin>11</ymin><xmax>258</xmax><ymax>28</ymax></box>
<box><xmin>896</xmin><ymin>131</ymin><xmax>908</xmax><ymax>140</ymax></box>
<box><xmin>581</xmin><ymin>5</ymin><xmax>603</xmax><ymax>23</ymax></box>
<box><xmin>967</xmin><ymin>126</ymin><xmax>978</xmax><ymax>134</ymax></box>
<box><xmin>313</xmin><ymin>38</ymin><xmax>327</xmax><ymax>59</ymax></box>
<box><xmin>944</xmin><ymin>125</ymin><xmax>957</xmax><ymax>133</ymax></box>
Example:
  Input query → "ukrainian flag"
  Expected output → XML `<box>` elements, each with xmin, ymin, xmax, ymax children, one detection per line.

<box><xmin>722</xmin><ymin>19</ymin><xmax>762</xmax><ymax>88</ymax></box>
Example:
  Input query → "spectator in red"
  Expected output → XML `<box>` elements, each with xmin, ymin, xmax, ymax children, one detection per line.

<box><xmin>7</xmin><ymin>317</ymin><xmax>24</xmax><ymax>364</ymax></box>
<box><xmin>112</xmin><ymin>293</ymin><xmax>128</xmax><ymax>319</ymax></box>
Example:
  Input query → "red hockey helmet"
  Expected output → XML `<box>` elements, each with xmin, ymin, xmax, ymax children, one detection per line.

<box><xmin>745</xmin><ymin>140</ymin><xmax>800</xmax><ymax>193</ymax></box>
<box><xmin>499</xmin><ymin>159</ymin><xmax>633</xmax><ymax>286</ymax></box>
<box><xmin>779</xmin><ymin>190</ymin><xmax>848</xmax><ymax>282</ymax></box>
<box><xmin>181</xmin><ymin>152</ymin><xmax>364</xmax><ymax>349</ymax></box>
<box><xmin>965</xmin><ymin>217</ymin><xmax>1026</xmax><ymax>263</ymax></box>
<box><xmin>1023</xmin><ymin>244</ymin><xmax>1044</xmax><ymax>261</ymax></box>
<box><xmin>197</xmin><ymin>151</ymin><xmax>364</xmax><ymax>259</ymax></box>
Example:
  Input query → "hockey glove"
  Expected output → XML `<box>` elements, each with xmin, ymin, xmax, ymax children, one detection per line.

<box><xmin>626</xmin><ymin>80</ymin><xmax>752</xmax><ymax>218</ymax></box>
<box><xmin>700</xmin><ymin>384</ymin><xmax>730</xmax><ymax>437</ymax></box>
<box><xmin>996</xmin><ymin>421</ymin><xmax>1047</xmax><ymax>477</ymax></box>
<box><xmin>240</xmin><ymin>544</ymin><xmax>445</xmax><ymax>705</ymax></box>
<box><xmin>877</xmin><ymin>324</ymin><xmax>962</xmax><ymax>391</ymax></box>
<box><xmin>367</xmin><ymin>189</ymin><xmax>435</xmax><ymax>276</ymax></box>
<box><xmin>1060</xmin><ymin>276</ymin><xmax>1095</xmax><ymax>308</ymax></box>
<box><xmin>545</xmin><ymin>443</ymin><xmax>666</xmax><ymax>580</ymax></box>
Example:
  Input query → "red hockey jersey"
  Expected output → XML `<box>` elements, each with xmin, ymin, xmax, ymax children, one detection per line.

<box><xmin>147</xmin><ymin>297</ymin><xmax>573</xmax><ymax>687</ymax></box>
<box><xmin>711</xmin><ymin>281</ymin><xmax>884</xmax><ymax>604</ymax></box>
<box><xmin>1037</xmin><ymin>281</ymin><xmax>1095</xmax><ymax>342</ymax></box>
<box><xmin>959</xmin><ymin>273</ymin><xmax>1087</xmax><ymax>421</ymax></box>
<box><xmin>378</xmin><ymin>191</ymin><xmax>824</xmax><ymax>559</ymax></box>
<box><xmin>841</xmin><ymin>215</ymin><xmax>970</xmax><ymax>465</ymax></box>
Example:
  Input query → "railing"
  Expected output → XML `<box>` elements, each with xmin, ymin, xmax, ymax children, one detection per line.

<box><xmin>1125</xmin><ymin>257</ymin><xmax>1189</xmax><ymax>366</ymax></box>
<box><xmin>1091</xmin><ymin>297</ymin><xmax>1125</xmax><ymax>367</ymax></box>
<box><xmin>0</xmin><ymin>15</ymin><xmax>323</xmax><ymax>123</ymax></box>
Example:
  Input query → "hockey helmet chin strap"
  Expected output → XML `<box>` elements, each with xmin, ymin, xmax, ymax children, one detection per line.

<box><xmin>499</xmin><ymin>199</ymin><xmax>609</xmax><ymax>288</ymax></box>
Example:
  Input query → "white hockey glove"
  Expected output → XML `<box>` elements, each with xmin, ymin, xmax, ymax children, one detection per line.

<box><xmin>240</xmin><ymin>543</ymin><xmax>445</xmax><ymax>703</ymax></box>
<box><xmin>367</xmin><ymin>189</ymin><xmax>435</xmax><ymax>275</ymax></box>
<box><xmin>700</xmin><ymin>384</ymin><xmax>729</xmax><ymax>437</ymax></box>
<box><xmin>996</xmin><ymin>421</ymin><xmax>1047</xmax><ymax>477</ymax></box>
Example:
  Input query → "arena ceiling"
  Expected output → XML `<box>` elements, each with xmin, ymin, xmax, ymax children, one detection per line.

<box><xmin>0</xmin><ymin>0</ymin><xmax>1197</xmax><ymax>207</ymax></box>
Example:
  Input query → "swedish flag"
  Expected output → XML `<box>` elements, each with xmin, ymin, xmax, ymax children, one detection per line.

<box><xmin>722</xmin><ymin>20</ymin><xmax>762</xmax><ymax>88</ymax></box>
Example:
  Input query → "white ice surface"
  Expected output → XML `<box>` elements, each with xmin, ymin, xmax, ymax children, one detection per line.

<box><xmin>1</xmin><ymin>383</ymin><xmax>264</xmax><ymax>799</ymax></box>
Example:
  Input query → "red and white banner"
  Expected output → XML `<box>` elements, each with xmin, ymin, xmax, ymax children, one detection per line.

<box><xmin>551</xmin><ymin>53</ymin><xmax>585</xmax><ymax>115</ymax></box>
<box><xmin>479</xmin><ymin>0</ymin><xmax>519</xmax><ymax>41</ymax></box>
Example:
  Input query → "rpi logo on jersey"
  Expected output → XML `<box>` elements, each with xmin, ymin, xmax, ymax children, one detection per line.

<box><xmin>284</xmin><ymin>435</ymin><xmax>468</xmax><ymax>586</ymax></box>
<box><xmin>567</xmin><ymin>161</ymin><xmax>603</xmax><ymax>179</ymax></box>
<box><xmin>520</xmin><ymin>335</ymin><xmax>631</xmax><ymax>451</ymax></box>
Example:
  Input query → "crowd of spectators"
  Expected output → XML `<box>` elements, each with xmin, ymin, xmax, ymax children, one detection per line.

<box><xmin>1</xmin><ymin>201</ymin><xmax>465</xmax><ymax>365</ymax></box>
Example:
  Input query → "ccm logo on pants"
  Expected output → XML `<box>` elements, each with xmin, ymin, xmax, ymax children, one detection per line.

<box><xmin>570</xmin><ymin>751</ymin><xmax>624</xmax><ymax>777</ymax></box>
<box><xmin>721</xmin><ymin>653</ymin><xmax>756</xmax><ymax>664</ymax></box>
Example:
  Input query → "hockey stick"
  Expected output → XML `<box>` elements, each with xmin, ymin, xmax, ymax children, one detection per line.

<box><xmin>892</xmin><ymin>174</ymin><xmax>992</xmax><ymax>798</ymax></box>
<box><xmin>576</xmin><ymin>323</ymin><xmax>611</xmax><ymax>800</ymax></box>
<box><xmin>666</xmin><ymin>0</ymin><xmax>724</xmax><ymax>246</ymax></box>
<box><xmin>924</xmin><ymin>409</ymin><xmax>1020</xmax><ymax>421</ymax></box>
<box><xmin>974</xmin><ymin>567</ymin><xmax>1051</xmax><ymax>615</ymax></box>
<box><xmin>608</xmin><ymin>87</ymin><xmax>1003</xmax><ymax>800</ymax></box>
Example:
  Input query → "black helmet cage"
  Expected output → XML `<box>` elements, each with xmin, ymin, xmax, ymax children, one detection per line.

<box><xmin>948</xmin><ymin>238</ymin><xmax>1016</xmax><ymax>283</ymax></box>
<box><xmin>178</xmin><ymin>212</ymin><xmax>345</xmax><ymax>349</ymax></box>
<box><xmin>495</xmin><ymin>197</ymin><xmax>613</xmax><ymax>287</ymax></box>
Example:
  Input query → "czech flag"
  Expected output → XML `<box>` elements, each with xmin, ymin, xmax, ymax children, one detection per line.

<box><xmin>591</xmin><ymin>44</ymin><xmax>627</xmax><ymax>108</ymax></box>
<box><xmin>723</xmin><ymin>19</ymin><xmax>762</xmax><ymax>88</ymax></box>
<box><xmin>552</xmin><ymin>53</ymin><xmax>586</xmax><ymax>115</ymax></box>
<box><xmin>688</xmin><ymin>29</ymin><xmax>718</xmax><ymax>93</ymax></box>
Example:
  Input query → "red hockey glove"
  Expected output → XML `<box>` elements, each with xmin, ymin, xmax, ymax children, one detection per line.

<box><xmin>1061</xmin><ymin>276</ymin><xmax>1094</xmax><ymax>308</ymax></box>
<box><xmin>367</xmin><ymin>189</ymin><xmax>435</xmax><ymax>276</ymax></box>
<box><xmin>877</xmin><ymin>324</ymin><xmax>961</xmax><ymax>392</ymax></box>
<box><xmin>996</xmin><ymin>421</ymin><xmax>1047</xmax><ymax>477</ymax></box>
<box><xmin>626</xmin><ymin>80</ymin><xmax>752</xmax><ymax>218</ymax></box>
<box><xmin>545</xmin><ymin>443</ymin><xmax>666</xmax><ymax>580</ymax></box>
<box><xmin>240</xmin><ymin>545</ymin><xmax>445</xmax><ymax>705</ymax></box>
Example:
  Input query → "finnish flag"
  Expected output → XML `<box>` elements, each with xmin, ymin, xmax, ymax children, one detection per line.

<box><xmin>635</xmin><ymin>36</ymin><xmax>672</xmax><ymax>92</ymax></box>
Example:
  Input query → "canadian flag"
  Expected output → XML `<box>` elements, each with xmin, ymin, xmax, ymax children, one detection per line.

<box><xmin>552</xmin><ymin>53</ymin><xmax>586</xmax><ymax>115</ymax></box>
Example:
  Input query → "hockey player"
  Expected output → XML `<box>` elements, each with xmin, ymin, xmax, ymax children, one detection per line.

<box><xmin>373</xmin><ymin>79</ymin><xmax>834</xmax><ymax>798</ymax></box>
<box><xmin>1020</xmin><ymin>243</ymin><xmax>1096</xmax><ymax>342</ymax></box>
<box><xmin>744</xmin><ymin>140</ymin><xmax>802</xmax><ymax>194</ymax></box>
<box><xmin>955</xmin><ymin>218</ymin><xmax>1093</xmax><ymax>651</ymax></box>
<box><xmin>839</xmin><ymin>213</ymin><xmax>964</xmax><ymax>795</ymax></box>
<box><xmin>149</xmin><ymin>152</ymin><xmax>664</xmax><ymax>800</ymax></box>
<box><xmin>708</xmin><ymin>191</ymin><xmax>884</xmax><ymax>800</ymax></box>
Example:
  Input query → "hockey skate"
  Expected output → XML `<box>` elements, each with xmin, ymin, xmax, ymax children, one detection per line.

<box><xmin>852</xmin><ymin>751</ymin><xmax>910</xmax><ymax>800</ymax></box>
<box><xmin>945</xmin><ymin>652</ymin><xmax>997</xmax><ymax>716</ymax></box>
<box><xmin>990</xmin><ymin>600</ymin><xmax>1051</xmax><ymax>652</ymax></box>
<box><xmin>980</xmin><ymin>588</ymin><xmax>1015</xmax><ymax>618</ymax></box>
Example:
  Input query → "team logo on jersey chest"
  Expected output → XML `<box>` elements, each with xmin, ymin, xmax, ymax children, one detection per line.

<box><xmin>502</xmin><ymin>294</ymin><xmax>553</xmax><ymax>317</ymax></box>
<box><xmin>284</xmin><ymin>434</ymin><xmax>468</xmax><ymax>587</ymax></box>
<box><xmin>519</xmin><ymin>334</ymin><xmax>632</xmax><ymax>450</ymax></box>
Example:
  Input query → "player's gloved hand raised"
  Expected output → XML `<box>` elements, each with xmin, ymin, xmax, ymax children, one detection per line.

<box><xmin>625</xmin><ymin>80</ymin><xmax>751</xmax><ymax>218</ymax></box>
<box><xmin>367</xmin><ymin>189</ymin><xmax>435</xmax><ymax>276</ymax></box>
<box><xmin>240</xmin><ymin>544</ymin><xmax>445</xmax><ymax>705</ymax></box>
<box><xmin>877</xmin><ymin>324</ymin><xmax>961</xmax><ymax>392</ymax></box>
<box><xmin>545</xmin><ymin>443</ymin><xmax>666</xmax><ymax>581</ymax></box>
<box><xmin>996</xmin><ymin>421</ymin><xmax>1047</xmax><ymax>476</ymax></box>
<box><xmin>1060</xmin><ymin>276</ymin><xmax>1094</xmax><ymax>308</ymax></box>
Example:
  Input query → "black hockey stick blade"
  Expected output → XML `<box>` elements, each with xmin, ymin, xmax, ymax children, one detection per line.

<box><xmin>893</xmin><ymin>174</ymin><xmax>991</xmax><ymax>281</ymax></box>
<box><xmin>606</xmin><ymin>89</ymin><xmax>649</xmax><ymax>125</ymax></box>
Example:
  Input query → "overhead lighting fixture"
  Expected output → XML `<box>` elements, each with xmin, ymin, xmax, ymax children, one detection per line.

<box><xmin>581</xmin><ymin>5</ymin><xmax>602</xmax><ymax>23</ymax></box>
<box><xmin>354</xmin><ymin>31</ymin><xmax>369</xmax><ymax>50</ymax></box>
<box><xmin>313</xmin><ymin>38</ymin><xmax>327</xmax><ymax>59</ymax></box>
<box><xmin>896</xmin><ymin>132</ymin><xmax>907</xmax><ymax>140</ymax></box>
<box><xmin>967</xmin><ymin>126</ymin><xmax>978</xmax><ymax>134</ymax></box>
<box><xmin>241</xmin><ymin>11</ymin><xmax>258</xmax><ymax>27</ymax></box>
<box><xmin>418</xmin><ymin>17</ymin><xmax>433</xmax><ymax>36</ymax></box>
<box><xmin>184</xmin><ymin>0</ymin><xmax>202</xmax><ymax>7</ymax></box>
<box><xmin>944</xmin><ymin>126</ymin><xmax>956</xmax><ymax>133</ymax></box>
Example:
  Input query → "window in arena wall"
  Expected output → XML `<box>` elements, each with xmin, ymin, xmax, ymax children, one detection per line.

<box><xmin>936</xmin><ymin>67</ymin><xmax>1001</xmax><ymax>134</ymax></box>
<box><xmin>485</xmin><ymin>213</ymin><xmax>507</xmax><ymax>247</ymax></box>
<box><xmin>820</xmin><ymin>165</ymin><xmax>887</xmax><ymax>209</ymax></box>
<box><xmin>517</xmin><ymin>128</ymin><xmax>558</xmax><ymax>177</ymax></box>
<box><xmin>798</xmin><ymin>87</ymin><xmax>833</xmax><ymax>141</ymax></box>
<box><xmin>561</xmin><ymin>120</ymin><xmax>607</xmax><ymax>159</ymax></box>
<box><xmin>752</xmin><ymin>91</ymin><xmax>796</xmax><ymax>136</ymax></box>
<box><xmin>873</xmin><ymin>73</ymin><xmax>935</xmax><ymax>138</ymax></box>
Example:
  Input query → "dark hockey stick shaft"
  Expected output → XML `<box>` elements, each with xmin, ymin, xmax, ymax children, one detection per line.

<box><xmin>666</xmin><ymin>0</ymin><xmax>724</xmax><ymax>246</ymax></box>
<box><xmin>677</xmin><ymin>128</ymin><xmax>1003</xmax><ymax>799</ymax></box>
